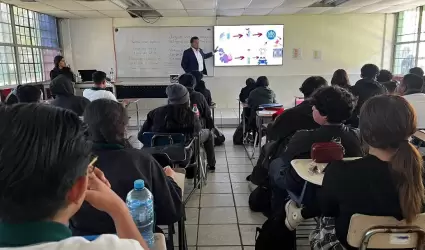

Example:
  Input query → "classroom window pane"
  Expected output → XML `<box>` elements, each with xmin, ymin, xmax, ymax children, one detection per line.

<box><xmin>0</xmin><ymin>45</ymin><xmax>17</xmax><ymax>86</ymax></box>
<box><xmin>396</xmin><ymin>8</ymin><xmax>420</xmax><ymax>43</ymax></box>
<box><xmin>393</xmin><ymin>43</ymin><xmax>417</xmax><ymax>75</ymax></box>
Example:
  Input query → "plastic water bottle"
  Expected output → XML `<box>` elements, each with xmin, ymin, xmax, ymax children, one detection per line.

<box><xmin>109</xmin><ymin>68</ymin><xmax>115</xmax><ymax>82</ymax></box>
<box><xmin>126</xmin><ymin>179</ymin><xmax>154</xmax><ymax>248</ymax></box>
<box><xmin>192</xmin><ymin>104</ymin><xmax>200</xmax><ymax>117</ymax></box>
<box><xmin>77</xmin><ymin>72</ymin><xmax>82</xmax><ymax>83</ymax></box>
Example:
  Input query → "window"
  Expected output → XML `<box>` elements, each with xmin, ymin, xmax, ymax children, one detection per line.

<box><xmin>0</xmin><ymin>2</ymin><xmax>60</xmax><ymax>86</ymax></box>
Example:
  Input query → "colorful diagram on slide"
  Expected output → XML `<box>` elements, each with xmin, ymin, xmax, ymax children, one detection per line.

<box><xmin>214</xmin><ymin>25</ymin><xmax>284</xmax><ymax>66</ymax></box>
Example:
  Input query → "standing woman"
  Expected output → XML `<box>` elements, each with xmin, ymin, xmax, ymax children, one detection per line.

<box><xmin>50</xmin><ymin>55</ymin><xmax>76</xmax><ymax>82</ymax></box>
<box><xmin>331</xmin><ymin>69</ymin><xmax>350</xmax><ymax>89</ymax></box>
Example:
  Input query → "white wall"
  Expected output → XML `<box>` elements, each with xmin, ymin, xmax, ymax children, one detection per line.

<box><xmin>60</xmin><ymin>14</ymin><xmax>395</xmax><ymax>109</ymax></box>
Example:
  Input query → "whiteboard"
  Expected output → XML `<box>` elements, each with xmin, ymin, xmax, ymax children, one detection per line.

<box><xmin>114</xmin><ymin>27</ymin><xmax>214</xmax><ymax>77</ymax></box>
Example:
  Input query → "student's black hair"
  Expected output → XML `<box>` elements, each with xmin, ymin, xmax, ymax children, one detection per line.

<box><xmin>377</xmin><ymin>69</ymin><xmax>393</xmax><ymax>82</ymax></box>
<box><xmin>383</xmin><ymin>81</ymin><xmax>399</xmax><ymax>94</ymax></box>
<box><xmin>311</xmin><ymin>86</ymin><xmax>357</xmax><ymax>124</ymax></box>
<box><xmin>164</xmin><ymin>103</ymin><xmax>196</xmax><ymax>134</ymax></box>
<box><xmin>84</xmin><ymin>99</ymin><xmax>131</xmax><ymax>147</ymax></box>
<box><xmin>191</xmin><ymin>71</ymin><xmax>203</xmax><ymax>84</ymax></box>
<box><xmin>179</xmin><ymin>73</ymin><xmax>196</xmax><ymax>90</ymax></box>
<box><xmin>190</xmin><ymin>36</ymin><xmax>199</xmax><ymax>43</ymax></box>
<box><xmin>331</xmin><ymin>69</ymin><xmax>350</xmax><ymax>89</ymax></box>
<box><xmin>360</xmin><ymin>64</ymin><xmax>380</xmax><ymax>79</ymax></box>
<box><xmin>16</xmin><ymin>84</ymin><xmax>41</xmax><ymax>103</ymax></box>
<box><xmin>409</xmin><ymin>67</ymin><xmax>424</xmax><ymax>77</ymax></box>
<box><xmin>195</xmin><ymin>80</ymin><xmax>206</xmax><ymax>92</ymax></box>
<box><xmin>403</xmin><ymin>73</ymin><xmax>424</xmax><ymax>91</ymax></box>
<box><xmin>256</xmin><ymin>76</ymin><xmax>269</xmax><ymax>87</ymax></box>
<box><xmin>0</xmin><ymin>104</ymin><xmax>91</xmax><ymax>223</ymax></box>
<box><xmin>92</xmin><ymin>71</ymin><xmax>107</xmax><ymax>84</ymax></box>
<box><xmin>54</xmin><ymin>55</ymin><xmax>64</xmax><ymax>68</ymax></box>
<box><xmin>246</xmin><ymin>78</ymin><xmax>255</xmax><ymax>86</ymax></box>
<box><xmin>299</xmin><ymin>76</ymin><xmax>328</xmax><ymax>98</ymax></box>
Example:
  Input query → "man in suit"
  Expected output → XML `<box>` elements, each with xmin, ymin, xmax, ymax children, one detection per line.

<box><xmin>181</xmin><ymin>36</ymin><xmax>216</xmax><ymax>75</ymax></box>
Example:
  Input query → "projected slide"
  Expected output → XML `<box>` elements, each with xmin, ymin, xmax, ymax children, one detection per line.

<box><xmin>214</xmin><ymin>25</ymin><xmax>284</xmax><ymax>66</ymax></box>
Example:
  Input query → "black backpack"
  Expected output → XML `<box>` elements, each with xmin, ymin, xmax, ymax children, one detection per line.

<box><xmin>249</xmin><ymin>185</ymin><xmax>272</xmax><ymax>218</ymax></box>
<box><xmin>212</xmin><ymin>127</ymin><xmax>225</xmax><ymax>146</ymax></box>
<box><xmin>233</xmin><ymin>122</ymin><xmax>244</xmax><ymax>145</ymax></box>
<box><xmin>255</xmin><ymin>213</ymin><xmax>296</xmax><ymax>250</ymax></box>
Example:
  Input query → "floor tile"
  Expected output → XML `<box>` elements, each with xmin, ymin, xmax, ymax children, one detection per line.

<box><xmin>198</xmin><ymin>247</ymin><xmax>242</xmax><ymax>250</ymax></box>
<box><xmin>209</xmin><ymin>173</ymin><xmax>231</xmax><ymax>183</ymax></box>
<box><xmin>201</xmin><ymin>194</ymin><xmax>235</xmax><ymax>207</ymax></box>
<box><xmin>231</xmin><ymin>182</ymin><xmax>250</xmax><ymax>194</ymax></box>
<box><xmin>216</xmin><ymin>158</ymin><xmax>228</xmax><ymax>165</ymax></box>
<box><xmin>213</xmin><ymin>164</ymin><xmax>229</xmax><ymax>173</ymax></box>
<box><xmin>233</xmin><ymin>194</ymin><xmax>249</xmax><ymax>207</ymax></box>
<box><xmin>236</xmin><ymin>207</ymin><xmax>267</xmax><ymax>224</ymax></box>
<box><xmin>186</xmin><ymin>194</ymin><xmax>200</xmax><ymax>208</ymax></box>
<box><xmin>228</xmin><ymin>165</ymin><xmax>253</xmax><ymax>173</ymax></box>
<box><xmin>243</xmin><ymin>246</ymin><xmax>255</xmax><ymax>250</ymax></box>
<box><xmin>174</xmin><ymin>247</ymin><xmax>196</xmax><ymax>250</ymax></box>
<box><xmin>174</xmin><ymin>225</ymin><xmax>198</xmax><ymax>246</ymax></box>
<box><xmin>239</xmin><ymin>224</ymin><xmax>261</xmax><ymax>246</ymax></box>
<box><xmin>227</xmin><ymin>158</ymin><xmax>253</xmax><ymax>165</ymax></box>
<box><xmin>215</xmin><ymin>151</ymin><xmax>227</xmax><ymax>158</ymax></box>
<box><xmin>186</xmin><ymin>208</ymin><xmax>200</xmax><ymax>225</ymax></box>
<box><xmin>197</xmin><ymin>225</ymin><xmax>241</xmax><ymax>246</ymax></box>
<box><xmin>199</xmin><ymin>207</ymin><xmax>238</xmax><ymax>224</ymax></box>
<box><xmin>201</xmin><ymin>182</ymin><xmax>232</xmax><ymax>194</ymax></box>
<box><xmin>215</xmin><ymin>146</ymin><xmax>227</xmax><ymax>152</ymax></box>
<box><xmin>230</xmin><ymin>173</ymin><xmax>250</xmax><ymax>183</ymax></box>
<box><xmin>226</xmin><ymin>151</ymin><xmax>250</xmax><ymax>158</ymax></box>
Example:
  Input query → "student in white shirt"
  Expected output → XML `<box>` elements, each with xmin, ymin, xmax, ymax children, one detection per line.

<box><xmin>401</xmin><ymin>73</ymin><xmax>425</xmax><ymax>129</ymax></box>
<box><xmin>0</xmin><ymin>104</ymin><xmax>148</xmax><ymax>250</ymax></box>
<box><xmin>83</xmin><ymin>71</ymin><xmax>117</xmax><ymax>102</ymax></box>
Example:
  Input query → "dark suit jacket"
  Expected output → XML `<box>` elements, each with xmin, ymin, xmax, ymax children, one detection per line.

<box><xmin>181</xmin><ymin>48</ymin><xmax>213</xmax><ymax>75</ymax></box>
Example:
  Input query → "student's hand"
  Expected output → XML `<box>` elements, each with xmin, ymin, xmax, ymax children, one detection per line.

<box><xmin>93</xmin><ymin>167</ymin><xmax>111</xmax><ymax>188</ymax></box>
<box><xmin>85</xmin><ymin>174</ymin><xmax>126</xmax><ymax>216</ymax></box>
<box><xmin>163</xmin><ymin>166</ymin><xmax>175</xmax><ymax>179</ymax></box>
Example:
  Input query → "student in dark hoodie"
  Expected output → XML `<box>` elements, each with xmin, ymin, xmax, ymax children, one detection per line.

<box><xmin>247</xmin><ymin>76</ymin><xmax>276</xmax><ymax>111</ymax></box>
<box><xmin>377</xmin><ymin>69</ymin><xmax>398</xmax><ymax>94</ymax></box>
<box><xmin>179</xmin><ymin>73</ymin><xmax>214</xmax><ymax>130</ymax></box>
<box><xmin>50</xmin><ymin>75</ymin><xmax>90</xmax><ymax>116</ymax></box>
<box><xmin>192</xmin><ymin>71</ymin><xmax>213</xmax><ymax>106</ymax></box>
<box><xmin>139</xmin><ymin>84</ymin><xmax>216</xmax><ymax>171</ymax></box>
<box><xmin>267</xmin><ymin>76</ymin><xmax>328</xmax><ymax>142</ymax></box>
<box><xmin>349</xmin><ymin>64</ymin><xmax>386</xmax><ymax>127</ymax></box>
<box><xmin>50</xmin><ymin>55</ymin><xmax>76</xmax><ymax>82</ymax></box>
<box><xmin>239</xmin><ymin>78</ymin><xmax>256</xmax><ymax>103</ymax></box>
<box><xmin>71</xmin><ymin>99</ymin><xmax>183</xmax><ymax>236</ymax></box>
<box><xmin>5</xmin><ymin>84</ymin><xmax>41</xmax><ymax>104</ymax></box>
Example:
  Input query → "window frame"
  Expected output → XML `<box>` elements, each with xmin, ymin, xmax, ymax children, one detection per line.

<box><xmin>393</xmin><ymin>6</ymin><xmax>425</xmax><ymax>75</ymax></box>
<box><xmin>0</xmin><ymin>3</ymin><xmax>61</xmax><ymax>87</ymax></box>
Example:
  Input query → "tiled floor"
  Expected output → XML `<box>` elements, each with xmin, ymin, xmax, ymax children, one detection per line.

<box><xmin>129</xmin><ymin>128</ymin><xmax>313</xmax><ymax>250</ymax></box>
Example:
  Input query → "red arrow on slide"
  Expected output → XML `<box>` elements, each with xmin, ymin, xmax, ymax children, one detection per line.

<box><xmin>253</xmin><ymin>33</ymin><xmax>263</xmax><ymax>37</ymax></box>
<box><xmin>235</xmin><ymin>56</ymin><xmax>245</xmax><ymax>60</ymax></box>
<box><xmin>233</xmin><ymin>34</ymin><xmax>243</xmax><ymax>38</ymax></box>
<box><xmin>252</xmin><ymin>56</ymin><xmax>259</xmax><ymax>59</ymax></box>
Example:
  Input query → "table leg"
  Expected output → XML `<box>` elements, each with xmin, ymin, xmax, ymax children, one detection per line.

<box><xmin>136</xmin><ymin>101</ymin><xmax>140</xmax><ymax>130</ymax></box>
<box><xmin>238</xmin><ymin>101</ymin><xmax>241</xmax><ymax>124</ymax></box>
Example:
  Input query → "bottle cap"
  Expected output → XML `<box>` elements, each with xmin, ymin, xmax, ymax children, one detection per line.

<box><xmin>134</xmin><ymin>179</ymin><xmax>144</xmax><ymax>189</ymax></box>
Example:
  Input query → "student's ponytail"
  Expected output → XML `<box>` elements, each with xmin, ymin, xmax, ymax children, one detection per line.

<box><xmin>390</xmin><ymin>140</ymin><xmax>424</xmax><ymax>223</ymax></box>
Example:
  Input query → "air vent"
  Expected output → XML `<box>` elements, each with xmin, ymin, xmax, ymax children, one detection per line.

<box><xmin>309</xmin><ymin>0</ymin><xmax>351</xmax><ymax>7</ymax></box>
<box><xmin>127</xmin><ymin>8</ymin><xmax>162</xmax><ymax>18</ymax></box>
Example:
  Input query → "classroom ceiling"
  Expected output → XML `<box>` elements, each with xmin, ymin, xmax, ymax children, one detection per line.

<box><xmin>1</xmin><ymin>0</ymin><xmax>425</xmax><ymax>18</ymax></box>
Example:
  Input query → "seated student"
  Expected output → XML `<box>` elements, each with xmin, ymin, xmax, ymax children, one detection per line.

<box><xmin>377</xmin><ymin>69</ymin><xmax>398</xmax><ymax>94</ymax></box>
<box><xmin>311</xmin><ymin>95</ymin><xmax>424</xmax><ymax>250</ymax></box>
<box><xmin>267</xmin><ymin>76</ymin><xmax>328</xmax><ymax>142</ymax></box>
<box><xmin>409</xmin><ymin>66</ymin><xmax>424</xmax><ymax>77</ymax></box>
<box><xmin>50</xmin><ymin>75</ymin><xmax>90</xmax><ymax>116</ymax></box>
<box><xmin>239</xmin><ymin>77</ymin><xmax>256</xmax><ymax>103</ymax></box>
<box><xmin>9</xmin><ymin>84</ymin><xmax>42</xmax><ymax>103</ymax></box>
<box><xmin>4</xmin><ymin>85</ymin><xmax>21</xmax><ymax>105</ymax></box>
<box><xmin>269</xmin><ymin>86</ymin><xmax>363</xmax><ymax>213</ymax></box>
<box><xmin>192</xmin><ymin>71</ymin><xmax>213</xmax><ymax>106</ymax></box>
<box><xmin>400</xmin><ymin>73</ymin><xmax>425</xmax><ymax>128</ymax></box>
<box><xmin>179</xmin><ymin>73</ymin><xmax>214</xmax><ymax>129</ymax></box>
<box><xmin>331</xmin><ymin>69</ymin><xmax>350</xmax><ymax>89</ymax></box>
<box><xmin>247</xmin><ymin>76</ymin><xmax>276</xmax><ymax>111</ymax></box>
<box><xmin>0</xmin><ymin>103</ymin><xmax>148</xmax><ymax>250</ymax></box>
<box><xmin>83</xmin><ymin>71</ymin><xmax>117</xmax><ymax>102</ymax></box>
<box><xmin>349</xmin><ymin>64</ymin><xmax>386</xmax><ymax>127</ymax></box>
<box><xmin>139</xmin><ymin>84</ymin><xmax>216</xmax><ymax>171</ymax></box>
<box><xmin>71</xmin><ymin>99</ymin><xmax>182</xmax><ymax>235</ymax></box>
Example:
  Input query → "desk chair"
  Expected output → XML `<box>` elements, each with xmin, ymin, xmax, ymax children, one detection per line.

<box><xmin>347</xmin><ymin>213</ymin><xmax>425</xmax><ymax>250</ymax></box>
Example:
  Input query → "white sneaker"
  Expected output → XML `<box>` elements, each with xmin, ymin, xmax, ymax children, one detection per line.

<box><xmin>284</xmin><ymin>200</ymin><xmax>304</xmax><ymax>231</ymax></box>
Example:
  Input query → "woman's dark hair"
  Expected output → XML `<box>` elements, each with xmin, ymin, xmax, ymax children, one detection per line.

<box><xmin>84</xmin><ymin>99</ymin><xmax>131</xmax><ymax>147</ymax></box>
<box><xmin>331</xmin><ymin>69</ymin><xmax>350</xmax><ymax>89</ymax></box>
<box><xmin>54</xmin><ymin>55</ymin><xmax>64</xmax><ymax>68</ymax></box>
<box><xmin>377</xmin><ymin>69</ymin><xmax>393</xmax><ymax>83</ymax></box>
<box><xmin>164</xmin><ymin>103</ymin><xmax>196</xmax><ymax>133</ymax></box>
<box><xmin>299</xmin><ymin>76</ymin><xmax>328</xmax><ymax>98</ymax></box>
<box><xmin>246</xmin><ymin>78</ymin><xmax>255</xmax><ymax>86</ymax></box>
<box><xmin>256</xmin><ymin>76</ymin><xmax>269</xmax><ymax>87</ymax></box>
<box><xmin>195</xmin><ymin>80</ymin><xmax>206</xmax><ymax>92</ymax></box>
<box><xmin>311</xmin><ymin>86</ymin><xmax>357</xmax><ymax>123</ymax></box>
<box><xmin>0</xmin><ymin>104</ymin><xmax>91</xmax><ymax>223</ymax></box>
<box><xmin>359</xmin><ymin>95</ymin><xmax>423</xmax><ymax>223</ymax></box>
